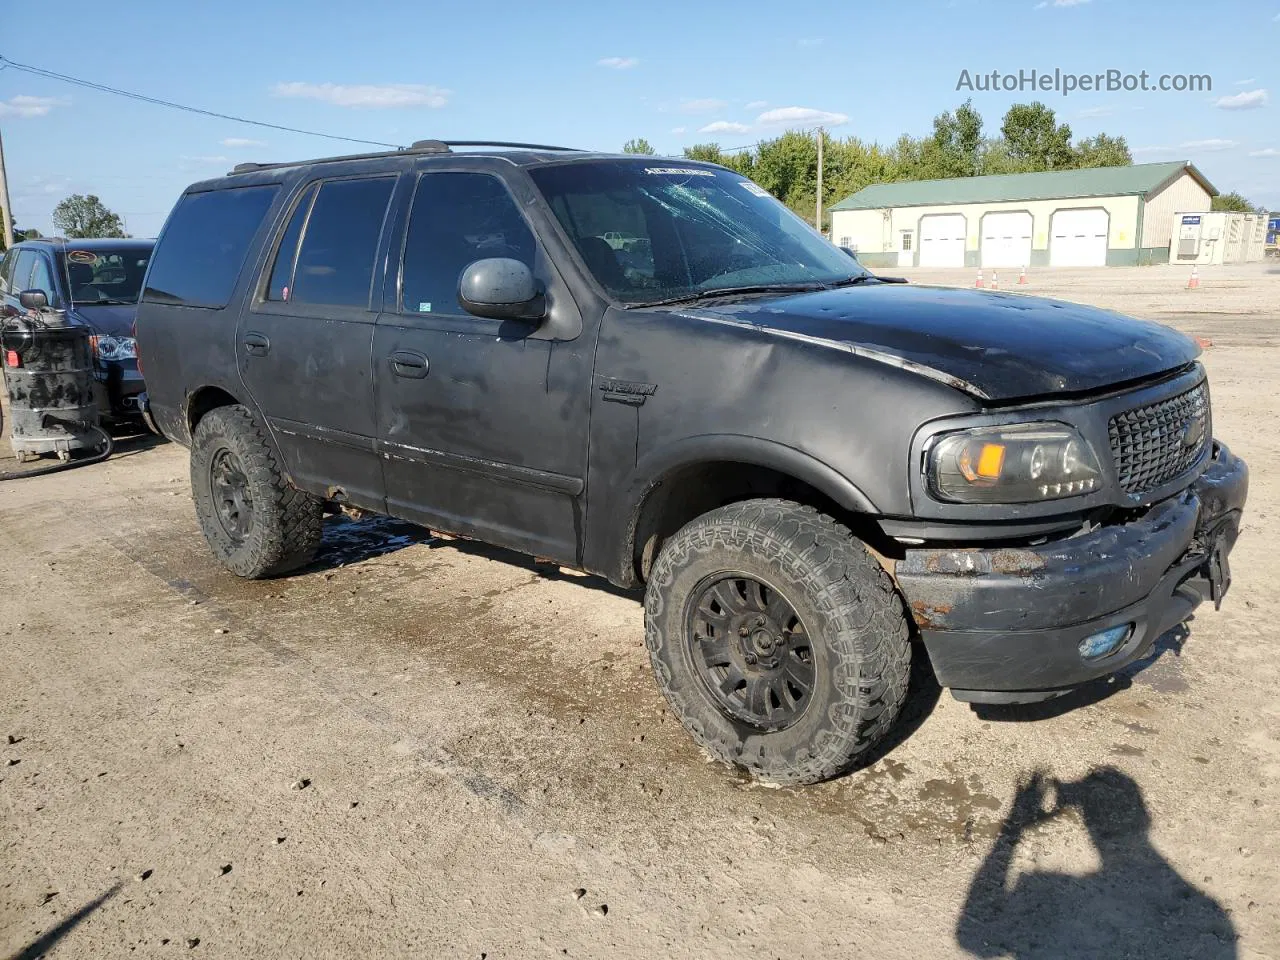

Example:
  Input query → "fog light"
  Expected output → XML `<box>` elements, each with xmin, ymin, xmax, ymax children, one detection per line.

<box><xmin>1078</xmin><ymin>624</ymin><xmax>1132</xmax><ymax>661</ymax></box>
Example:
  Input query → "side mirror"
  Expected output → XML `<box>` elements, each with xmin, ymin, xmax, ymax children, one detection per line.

<box><xmin>19</xmin><ymin>289</ymin><xmax>50</xmax><ymax>312</ymax></box>
<box><xmin>458</xmin><ymin>258</ymin><xmax>545</xmax><ymax>322</ymax></box>
<box><xmin>839</xmin><ymin>246</ymin><xmax>859</xmax><ymax>261</ymax></box>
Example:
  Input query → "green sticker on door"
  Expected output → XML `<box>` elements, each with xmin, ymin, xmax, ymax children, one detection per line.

<box><xmin>418</xmin><ymin>302</ymin><xmax>432</xmax><ymax>313</ymax></box>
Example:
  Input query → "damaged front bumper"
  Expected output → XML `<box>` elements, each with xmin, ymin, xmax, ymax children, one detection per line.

<box><xmin>895</xmin><ymin>441</ymin><xmax>1248</xmax><ymax>703</ymax></box>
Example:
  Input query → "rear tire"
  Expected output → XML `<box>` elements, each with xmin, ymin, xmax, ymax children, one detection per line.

<box><xmin>190</xmin><ymin>405</ymin><xmax>322</xmax><ymax>579</ymax></box>
<box><xmin>644</xmin><ymin>499</ymin><xmax>911</xmax><ymax>786</ymax></box>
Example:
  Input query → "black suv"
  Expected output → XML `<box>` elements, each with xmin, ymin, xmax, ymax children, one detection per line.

<box><xmin>135</xmin><ymin>142</ymin><xmax>1248</xmax><ymax>785</ymax></box>
<box><xmin>1</xmin><ymin>238</ymin><xmax>154</xmax><ymax>423</ymax></box>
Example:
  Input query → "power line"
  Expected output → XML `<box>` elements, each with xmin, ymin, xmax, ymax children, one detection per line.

<box><xmin>0</xmin><ymin>54</ymin><xmax>403</xmax><ymax>150</ymax></box>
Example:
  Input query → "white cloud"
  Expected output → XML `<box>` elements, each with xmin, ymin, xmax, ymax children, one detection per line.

<box><xmin>221</xmin><ymin>137</ymin><xmax>266</xmax><ymax>148</ymax></box>
<box><xmin>0</xmin><ymin>95</ymin><xmax>66</xmax><ymax>118</ymax></box>
<box><xmin>1076</xmin><ymin>105</ymin><xmax>1115</xmax><ymax>118</ymax></box>
<box><xmin>1215</xmin><ymin>88</ymin><xmax>1269</xmax><ymax>110</ymax></box>
<box><xmin>597</xmin><ymin>57</ymin><xmax>639</xmax><ymax>69</ymax></box>
<box><xmin>1250</xmin><ymin>148</ymin><xmax>1280</xmax><ymax>158</ymax></box>
<box><xmin>745</xmin><ymin>100</ymin><xmax>768</xmax><ymax>110</ymax></box>
<box><xmin>671</xmin><ymin>126</ymin><xmax>687</xmax><ymax>135</ymax></box>
<box><xmin>272</xmin><ymin>82</ymin><xmax>449</xmax><ymax>108</ymax></box>
<box><xmin>1236</xmin><ymin>78</ymin><xmax>1257</xmax><ymax>86</ymax></box>
<box><xmin>1181</xmin><ymin>138</ymin><xmax>1238</xmax><ymax>152</ymax></box>
<box><xmin>679</xmin><ymin>98</ymin><xmax>728</xmax><ymax>113</ymax></box>
<box><xmin>796</xmin><ymin>37</ymin><xmax>824</xmax><ymax>46</ymax></box>
<box><xmin>699</xmin><ymin>120</ymin><xmax>751</xmax><ymax>134</ymax></box>
<box><xmin>755</xmin><ymin>106</ymin><xmax>848</xmax><ymax>127</ymax></box>
<box><xmin>1036</xmin><ymin>0</ymin><xmax>1090</xmax><ymax>7</ymax></box>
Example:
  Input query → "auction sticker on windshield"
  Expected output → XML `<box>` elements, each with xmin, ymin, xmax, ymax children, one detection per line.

<box><xmin>739</xmin><ymin>182</ymin><xmax>771</xmax><ymax>198</ymax></box>
<box><xmin>643</xmin><ymin>167</ymin><xmax>715</xmax><ymax>176</ymax></box>
<box><xmin>67</xmin><ymin>250</ymin><xmax>98</xmax><ymax>264</ymax></box>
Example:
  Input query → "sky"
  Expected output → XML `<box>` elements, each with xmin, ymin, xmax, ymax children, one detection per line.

<box><xmin>2</xmin><ymin>0</ymin><xmax>1277</xmax><ymax>238</ymax></box>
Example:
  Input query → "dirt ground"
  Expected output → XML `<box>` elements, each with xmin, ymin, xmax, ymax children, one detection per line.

<box><xmin>2</xmin><ymin>263</ymin><xmax>1278</xmax><ymax>959</ymax></box>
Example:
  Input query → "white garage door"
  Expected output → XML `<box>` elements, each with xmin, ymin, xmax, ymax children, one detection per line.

<box><xmin>981</xmin><ymin>212</ymin><xmax>1033</xmax><ymax>268</ymax></box>
<box><xmin>1050</xmin><ymin>209</ymin><xmax>1109</xmax><ymax>267</ymax></box>
<box><xmin>918</xmin><ymin>214</ymin><xmax>967</xmax><ymax>268</ymax></box>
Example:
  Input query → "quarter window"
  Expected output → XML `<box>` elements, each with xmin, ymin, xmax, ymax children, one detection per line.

<box><xmin>144</xmin><ymin>184</ymin><xmax>280</xmax><ymax>308</ymax></box>
<box><xmin>283</xmin><ymin>177</ymin><xmax>395</xmax><ymax>309</ymax></box>
<box><xmin>400</xmin><ymin>173</ymin><xmax>536</xmax><ymax>316</ymax></box>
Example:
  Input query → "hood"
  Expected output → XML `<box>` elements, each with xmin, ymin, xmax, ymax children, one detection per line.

<box><xmin>68</xmin><ymin>303</ymin><xmax>139</xmax><ymax>338</ymax></box>
<box><xmin>682</xmin><ymin>283</ymin><xmax>1200</xmax><ymax>402</ymax></box>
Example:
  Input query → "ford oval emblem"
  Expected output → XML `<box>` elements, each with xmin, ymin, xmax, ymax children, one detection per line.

<box><xmin>1182</xmin><ymin>413</ymin><xmax>1206</xmax><ymax>449</ymax></box>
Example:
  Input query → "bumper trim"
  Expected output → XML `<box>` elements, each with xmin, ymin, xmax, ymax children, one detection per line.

<box><xmin>897</xmin><ymin>441</ymin><xmax>1247</xmax><ymax>695</ymax></box>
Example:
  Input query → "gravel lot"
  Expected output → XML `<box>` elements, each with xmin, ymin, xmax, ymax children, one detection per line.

<box><xmin>2</xmin><ymin>263</ymin><xmax>1278</xmax><ymax>959</ymax></box>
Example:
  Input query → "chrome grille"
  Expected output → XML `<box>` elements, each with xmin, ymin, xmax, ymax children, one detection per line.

<box><xmin>1108</xmin><ymin>381</ymin><xmax>1210</xmax><ymax>495</ymax></box>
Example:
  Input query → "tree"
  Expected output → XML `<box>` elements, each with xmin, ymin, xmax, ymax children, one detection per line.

<box><xmin>51</xmin><ymin>194</ymin><xmax>127</xmax><ymax>238</ymax></box>
<box><xmin>1001</xmin><ymin>102</ymin><xmax>1075</xmax><ymax>171</ymax></box>
<box><xmin>926</xmin><ymin>100</ymin><xmax>984</xmax><ymax>178</ymax></box>
<box><xmin>683</xmin><ymin>143</ymin><xmax>725</xmax><ymax>163</ymax></box>
<box><xmin>1211</xmin><ymin>192</ymin><xmax>1264</xmax><ymax>213</ymax></box>
<box><xmin>622</xmin><ymin>138</ymin><xmax>656</xmax><ymax>156</ymax></box>
<box><xmin>1073</xmin><ymin>133</ymin><xmax>1132</xmax><ymax>169</ymax></box>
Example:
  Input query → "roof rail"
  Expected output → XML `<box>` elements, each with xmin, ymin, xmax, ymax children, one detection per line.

<box><xmin>433</xmin><ymin>140</ymin><xmax>583</xmax><ymax>152</ymax></box>
<box><xmin>227</xmin><ymin>139</ymin><xmax>584</xmax><ymax>176</ymax></box>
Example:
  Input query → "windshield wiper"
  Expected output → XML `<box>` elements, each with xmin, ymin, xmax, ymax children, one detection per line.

<box><xmin>626</xmin><ymin>283</ymin><xmax>827</xmax><ymax>308</ymax></box>
<box><xmin>827</xmin><ymin>273</ymin><xmax>909</xmax><ymax>287</ymax></box>
<box><xmin>75</xmin><ymin>298</ymin><xmax>133</xmax><ymax>306</ymax></box>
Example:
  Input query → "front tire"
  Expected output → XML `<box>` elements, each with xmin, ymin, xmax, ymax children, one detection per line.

<box><xmin>644</xmin><ymin>499</ymin><xmax>911</xmax><ymax>786</ymax></box>
<box><xmin>190</xmin><ymin>405</ymin><xmax>323</xmax><ymax>579</ymax></box>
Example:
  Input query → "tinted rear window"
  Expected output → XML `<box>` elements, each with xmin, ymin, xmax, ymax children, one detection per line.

<box><xmin>144</xmin><ymin>185</ymin><xmax>279</xmax><ymax>308</ymax></box>
<box><xmin>286</xmin><ymin>177</ymin><xmax>395</xmax><ymax>308</ymax></box>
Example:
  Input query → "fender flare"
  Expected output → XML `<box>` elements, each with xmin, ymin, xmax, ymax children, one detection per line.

<box><xmin>606</xmin><ymin>434</ymin><xmax>879</xmax><ymax>582</ymax></box>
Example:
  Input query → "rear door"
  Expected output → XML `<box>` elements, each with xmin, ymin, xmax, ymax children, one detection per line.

<box><xmin>372</xmin><ymin>166</ymin><xmax>592</xmax><ymax>564</ymax></box>
<box><xmin>237</xmin><ymin>170</ymin><xmax>402</xmax><ymax>511</ymax></box>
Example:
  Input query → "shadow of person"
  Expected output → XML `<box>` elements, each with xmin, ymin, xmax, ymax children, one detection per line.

<box><xmin>956</xmin><ymin>767</ymin><xmax>1237</xmax><ymax>959</ymax></box>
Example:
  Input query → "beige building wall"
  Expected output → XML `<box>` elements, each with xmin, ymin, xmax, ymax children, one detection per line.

<box><xmin>1142</xmin><ymin>172</ymin><xmax>1213</xmax><ymax>250</ymax></box>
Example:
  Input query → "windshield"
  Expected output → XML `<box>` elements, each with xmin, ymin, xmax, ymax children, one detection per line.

<box><xmin>528</xmin><ymin>160</ymin><xmax>867</xmax><ymax>305</ymax></box>
<box><xmin>64</xmin><ymin>245</ymin><xmax>154</xmax><ymax>304</ymax></box>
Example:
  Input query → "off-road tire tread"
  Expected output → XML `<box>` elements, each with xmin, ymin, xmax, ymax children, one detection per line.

<box><xmin>190</xmin><ymin>405</ymin><xmax>323</xmax><ymax>579</ymax></box>
<box><xmin>644</xmin><ymin>498</ymin><xmax>911</xmax><ymax>786</ymax></box>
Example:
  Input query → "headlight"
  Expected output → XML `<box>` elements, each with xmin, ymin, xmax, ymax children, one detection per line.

<box><xmin>90</xmin><ymin>335</ymin><xmax>138</xmax><ymax>362</ymax></box>
<box><xmin>927</xmin><ymin>422</ymin><xmax>1103</xmax><ymax>504</ymax></box>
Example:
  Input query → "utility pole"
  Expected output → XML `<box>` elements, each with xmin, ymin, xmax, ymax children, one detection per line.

<box><xmin>814</xmin><ymin>126</ymin><xmax>824</xmax><ymax>236</ymax></box>
<box><xmin>0</xmin><ymin>125</ymin><xmax>14</xmax><ymax>249</ymax></box>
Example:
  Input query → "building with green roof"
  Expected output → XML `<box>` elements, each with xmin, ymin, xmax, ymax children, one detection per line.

<box><xmin>829</xmin><ymin>161</ymin><xmax>1216</xmax><ymax>269</ymax></box>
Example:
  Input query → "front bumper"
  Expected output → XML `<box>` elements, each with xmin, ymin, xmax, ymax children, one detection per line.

<box><xmin>895</xmin><ymin>441</ymin><xmax>1248</xmax><ymax>702</ymax></box>
<box><xmin>92</xmin><ymin>363</ymin><xmax>146</xmax><ymax>420</ymax></box>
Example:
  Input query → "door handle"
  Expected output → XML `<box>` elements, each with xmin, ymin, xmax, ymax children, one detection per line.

<box><xmin>389</xmin><ymin>350</ymin><xmax>429</xmax><ymax>379</ymax></box>
<box><xmin>242</xmin><ymin>332</ymin><xmax>270</xmax><ymax>357</ymax></box>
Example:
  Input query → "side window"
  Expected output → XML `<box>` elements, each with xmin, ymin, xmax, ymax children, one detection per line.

<box><xmin>143</xmin><ymin>184</ymin><xmax>280</xmax><ymax>308</ymax></box>
<box><xmin>0</xmin><ymin>250</ymin><xmax>12</xmax><ymax>293</ymax></box>
<box><xmin>401</xmin><ymin>173</ymin><xmax>536</xmax><ymax>316</ymax></box>
<box><xmin>29</xmin><ymin>256</ymin><xmax>56</xmax><ymax>303</ymax></box>
<box><xmin>287</xmin><ymin>177</ymin><xmax>395</xmax><ymax>309</ymax></box>
<box><xmin>265</xmin><ymin>183</ymin><xmax>318</xmax><ymax>301</ymax></box>
<box><xmin>11</xmin><ymin>251</ymin><xmax>35</xmax><ymax>293</ymax></box>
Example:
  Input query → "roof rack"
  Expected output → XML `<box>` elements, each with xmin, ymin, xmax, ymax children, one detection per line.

<box><xmin>229</xmin><ymin>139</ymin><xmax>584</xmax><ymax>176</ymax></box>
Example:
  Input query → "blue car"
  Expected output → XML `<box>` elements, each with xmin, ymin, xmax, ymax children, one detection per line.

<box><xmin>1</xmin><ymin>237</ymin><xmax>155</xmax><ymax>425</ymax></box>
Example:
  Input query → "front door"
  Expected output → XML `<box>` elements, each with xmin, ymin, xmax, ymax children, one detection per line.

<box><xmin>373</xmin><ymin>169</ymin><xmax>593</xmax><ymax>564</ymax></box>
<box><xmin>237</xmin><ymin>173</ymin><xmax>399</xmax><ymax>511</ymax></box>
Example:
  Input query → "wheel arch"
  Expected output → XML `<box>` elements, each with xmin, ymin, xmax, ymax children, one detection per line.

<box><xmin>616</xmin><ymin>435</ymin><xmax>883</xmax><ymax>586</ymax></box>
<box><xmin>185</xmin><ymin>384</ymin><xmax>245</xmax><ymax>441</ymax></box>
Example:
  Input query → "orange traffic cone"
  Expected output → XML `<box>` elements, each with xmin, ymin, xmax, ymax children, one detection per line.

<box><xmin>975</xmin><ymin>269</ymin><xmax>985</xmax><ymax>289</ymax></box>
<box><xmin>1018</xmin><ymin>265</ymin><xmax>1028</xmax><ymax>285</ymax></box>
<box><xmin>990</xmin><ymin>270</ymin><xmax>999</xmax><ymax>290</ymax></box>
<box><xmin>1187</xmin><ymin>266</ymin><xmax>1200</xmax><ymax>290</ymax></box>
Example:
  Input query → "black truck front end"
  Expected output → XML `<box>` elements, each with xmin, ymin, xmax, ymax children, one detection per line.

<box><xmin>890</xmin><ymin>362</ymin><xmax>1247</xmax><ymax>703</ymax></box>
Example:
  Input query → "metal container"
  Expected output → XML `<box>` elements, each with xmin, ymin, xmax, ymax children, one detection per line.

<box><xmin>1</xmin><ymin>312</ymin><xmax>101</xmax><ymax>461</ymax></box>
